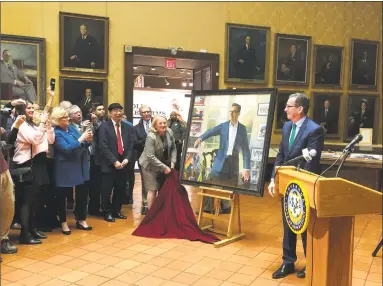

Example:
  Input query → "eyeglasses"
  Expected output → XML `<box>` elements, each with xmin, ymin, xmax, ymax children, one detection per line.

<box><xmin>285</xmin><ymin>105</ymin><xmax>300</xmax><ymax>109</ymax></box>
<box><xmin>141</xmin><ymin>111</ymin><xmax>151</xmax><ymax>114</ymax></box>
<box><xmin>229</xmin><ymin>110</ymin><xmax>240</xmax><ymax>114</ymax></box>
<box><xmin>59</xmin><ymin>116</ymin><xmax>70</xmax><ymax>120</ymax></box>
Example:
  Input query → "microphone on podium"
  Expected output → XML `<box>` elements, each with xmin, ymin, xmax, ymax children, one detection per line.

<box><xmin>273</xmin><ymin>148</ymin><xmax>318</xmax><ymax>180</ymax></box>
<box><xmin>343</xmin><ymin>134</ymin><xmax>363</xmax><ymax>153</ymax></box>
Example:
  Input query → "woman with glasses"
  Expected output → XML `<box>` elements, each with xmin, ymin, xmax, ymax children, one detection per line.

<box><xmin>51</xmin><ymin>107</ymin><xmax>93</xmax><ymax>235</ymax></box>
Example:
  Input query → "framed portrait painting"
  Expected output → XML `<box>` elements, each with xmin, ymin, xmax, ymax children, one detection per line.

<box><xmin>349</xmin><ymin>39</ymin><xmax>379</xmax><ymax>90</ymax></box>
<box><xmin>180</xmin><ymin>88</ymin><xmax>277</xmax><ymax>197</ymax></box>
<box><xmin>225</xmin><ymin>23</ymin><xmax>270</xmax><ymax>84</ymax></box>
<box><xmin>313</xmin><ymin>45</ymin><xmax>343</xmax><ymax>88</ymax></box>
<box><xmin>312</xmin><ymin>93</ymin><xmax>341</xmax><ymax>138</ymax></box>
<box><xmin>0</xmin><ymin>34</ymin><xmax>46</xmax><ymax>105</ymax></box>
<box><xmin>60</xmin><ymin>12</ymin><xmax>109</xmax><ymax>75</ymax></box>
<box><xmin>345</xmin><ymin>94</ymin><xmax>379</xmax><ymax>143</ymax></box>
<box><xmin>59</xmin><ymin>76</ymin><xmax>108</xmax><ymax>116</ymax></box>
<box><xmin>274</xmin><ymin>33</ymin><xmax>312</xmax><ymax>85</ymax></box>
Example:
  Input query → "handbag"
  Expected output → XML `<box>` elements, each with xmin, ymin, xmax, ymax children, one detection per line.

<box><xmin>10</xmin><ymin>144</ymin><xmax>34</xmax><ymax>184</ymax></box>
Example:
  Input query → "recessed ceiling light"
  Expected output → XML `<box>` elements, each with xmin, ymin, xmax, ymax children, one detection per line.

<box><xmin>187</xmin><ymin>71</ymin><xmax>191</xmax><ymax>75</ymax></box>
<box><xmin>188</xmin><ymin>82</ymin><xmax>193</xmax><ymax>87</ymax></box>
<box><xmin>151</xmin><ymin>67</ymin><xmax>156</xmax><ymax>71</ymax></box>
<box><xmin>182</xmin><ymin>82</ymin><xmax>187</xmax><ymax>87</ymax></box>
<box><xmin>133</xmin><ymin>66</ymin><xmax>137</xmax><ymax>69</ymax></box>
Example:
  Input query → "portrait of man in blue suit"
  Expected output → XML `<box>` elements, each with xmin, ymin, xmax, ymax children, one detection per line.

<box><xmin>194</xmin><ymin>103</ymin><xmax>251</xmax><ymax>187</ymax></box>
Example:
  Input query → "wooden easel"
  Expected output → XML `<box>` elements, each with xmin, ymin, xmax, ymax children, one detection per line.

<box><xmin>197</xmin><ymin>187</ymin><xmax>245</xmax><ymax>247</ymax></box>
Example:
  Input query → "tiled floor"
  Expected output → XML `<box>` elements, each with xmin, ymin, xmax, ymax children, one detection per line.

<box><xmin>1</xmin><ymin>176</ymin><xmax>382</xmax><ymax>286</ymax></box>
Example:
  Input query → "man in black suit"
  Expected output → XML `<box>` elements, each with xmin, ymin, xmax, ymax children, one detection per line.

<box><xmin>99</xmin><ymin>103</ymin><xmax>134</xmax><ymax>222</ymax></box>
<box><xmin>318</xmin><ymin>99</ymin><xmax>337</xmax><ymax>134</ymax></box>
<box><xmin>77</xmin><ymin>88</ymin><xmax>94</xmax><ymax>119</ymax></box>
<box><xmin>133</xmin><ymin>104</ymin><xmax>152</xmax><ymax>215</ymax></box>
<box><xmin>317</xmin><ymin>54</ymin><xmax>340</xmax><ymax>85</ymax></box>
<box><xmin>353</xmin><ymin>51</ymin><xmax>374</xmax><ymax>85</ymax></box>
<box><xmin>348</xmin><ymin>100</ymin><xmax>373</xmax><ymax>137</ymax></box>
<box><xmin>279</xmin><ymin>44</ymin><xmax>304</xmax><ymax>82</ymax></box>
<box><xmin>234</xmin><ymin>36</ymin><xmax>259</xmax><ymax>79</ymax></box>
<box><xmin>88</xmin><ymin>103</ymin><xmax>105</xmax><ymax>216</ymax></box>
<box><xmin>69</xmin><ymin>24</ymin><xmax>99</xmax><ymax>69</ymax></box>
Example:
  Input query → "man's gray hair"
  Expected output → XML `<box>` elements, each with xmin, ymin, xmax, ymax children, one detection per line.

<box><xmin>289</xmin><ymin>93</ymin><xmax>310</xmax><ymax>115</ymax></box>
<box><xmin>68</xmin><ymin>105</ymin><xmax>81</xmax><ymax>116</ymax></box>
<box><xmin>139</xmin><ymin>104</ymin><xmax>151</xmax><ymax>113</ymax></box>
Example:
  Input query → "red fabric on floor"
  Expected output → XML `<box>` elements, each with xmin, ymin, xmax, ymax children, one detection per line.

<box><xmin>132</xmin><ymin>170</ymin><xmax>219</xmax><ymax>244</ymax></box>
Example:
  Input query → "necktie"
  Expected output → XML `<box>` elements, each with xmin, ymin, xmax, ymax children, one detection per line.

<box><xmin>145</xmin><ymin>121</ymin><xmax>150</xmax><ymax>134</ymax></box>
<box><xmin>325</xmin><ymin>109</ymin><xmax>328</xmax><ymax>118</ymax></box>
<box><xmin>116</xmin><ymin>123</ymin><xmax>123</xmax><ymax>155</ymax></box>
<box><xmin>7</xmin><ymin>64</ymin><xmax>12</xmax><ymax>71</ymax></box>
<box><xmin>84</xmin><ymin>98</ymin><xmax>89</xmax><ymax>107</ymax></box>
<box><xmin>289</xmin><ymin>123</ymin><xmax>297</xmax><ymax>150</ymax></box>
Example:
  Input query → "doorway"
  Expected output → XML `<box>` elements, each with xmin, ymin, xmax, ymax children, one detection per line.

<box><xmin>123</xmin><ymin>46</ymin><xmax>219</xmax><ymax>122</ymax></box>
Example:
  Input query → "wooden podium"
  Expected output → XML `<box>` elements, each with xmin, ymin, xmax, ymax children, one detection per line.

<box><xmin>275</xmin><ymin>166</ymin><xmax>382</xmax><ymax>286</ymax></box>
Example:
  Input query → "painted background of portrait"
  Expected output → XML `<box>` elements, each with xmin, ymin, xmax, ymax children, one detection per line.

<box><xmin>274</xmin><ymin>92</ymin><xmax>290</xmax><ymax>130</ymax></box>
<box><xmin>226</xmin><ymin>24</ymin><xmax>269</xmax><ymax>83</ymax></box>
<box><xmin>63</xmin><ymin>17</ymin><xmax>106</xmax><ymax>69</ymax></box>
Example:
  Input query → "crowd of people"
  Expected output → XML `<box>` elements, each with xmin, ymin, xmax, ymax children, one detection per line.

<box><xmin>0</xmin><ymin>88</ymin><xmax>188</xmax><ymax>255</ymax></box>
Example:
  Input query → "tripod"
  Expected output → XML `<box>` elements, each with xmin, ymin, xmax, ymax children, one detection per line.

<box><xmin>372</xmin><ymin>238</ymin><xmax>382</xmax><ymax>257</ymax></box>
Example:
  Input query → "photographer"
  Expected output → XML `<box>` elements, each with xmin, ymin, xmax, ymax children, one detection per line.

<box><xmin>12</xmin><ymin>98</ymin><xmax>55</xmax><ymax>245</ymax></box>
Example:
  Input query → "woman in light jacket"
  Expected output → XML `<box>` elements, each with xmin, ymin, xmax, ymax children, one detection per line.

<box><xmin>12</xmin><ymin>100</ymin><xmax>55</xmax><ymax>244</ymax></box>
<box><xmin>51</xmin><ymin>107</ymin><xmax>93</xmax><ymax>235</ymax></box>
<box><xmin>139</xmin><ymin>115</ymin><xmax>177</xmax><ymax>209</ymax></box>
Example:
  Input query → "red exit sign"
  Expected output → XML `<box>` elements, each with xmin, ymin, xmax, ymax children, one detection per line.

<box><xmin>165</xmin><ymin>58</ymin><xmax>176</xmax><ymax>69</ymax></box>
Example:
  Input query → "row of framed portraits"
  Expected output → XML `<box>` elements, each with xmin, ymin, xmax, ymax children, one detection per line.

<box><xmin>274</xmin><ymin>91</ymin><xmax>380</xmax><ymax>143</ymax></box>
<box><xmin>225</xmin><ymin>23</ymin><xmax>380</xmax><ymax>90</ymax></box>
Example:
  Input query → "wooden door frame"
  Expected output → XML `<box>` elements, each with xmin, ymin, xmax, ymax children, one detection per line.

<box><xmin>124</xmin><ymin>46</ymin><xmax>219</xmax><ymax>122</ymax></box>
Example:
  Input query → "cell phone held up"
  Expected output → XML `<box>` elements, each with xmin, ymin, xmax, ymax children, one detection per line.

<box><xmin>50</xmin><ymin>78</ymin><xmax>56</xmax><ymax>91</ymax></box>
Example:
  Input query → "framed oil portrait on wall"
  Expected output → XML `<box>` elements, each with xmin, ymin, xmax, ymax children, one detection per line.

<box><xmin>274</xmin><ymin>33</ymin><xmax>311</xmax><ymax>86</ymax></box>
<box><xmin>313</xmin><ymin>45</ymin><xmax>343</xmax><ymax>88</ymax></box>
<box><xmin>0</xmin><ymin>34</ymin><xmax>46</xmax><ymax>105</ymax></box>
<box><xmin>59</xmin><ymin>76</ymin><xmax>108</xmax><ymax>117</ymax></box>
<box><xmin>345</xmin><ymin>94</ymin><xmax>379</xmax><ymax>143</ymax></box>
<box><xmin>274</xmin><ymin>90</ymin><xmax>304</xmax><ymax>131</ymax></box>
<box><xmin>349</xmin><ymin>39</ymin><xmax>379</xmax><ymax>90</ymax></box>
<box><xmin>225</xmin><ymin>23</ymin><xmax>270</xmax><ymax>84</ymax></box>
<box><xmin>312</xmin><ymin>93</ymin><xmax>341</xmax><ymax>138</ymax></box>
<box><xmin>60</xmin><ymin>12</ymin><xmax>109</xmax><ymax>75</ymax></box>
<box><xmin>180</xmin><ymin>88</ymin><xmax>277</xmax><ymax>197</ymax></box>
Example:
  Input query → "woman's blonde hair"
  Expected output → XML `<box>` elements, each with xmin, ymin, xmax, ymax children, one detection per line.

<box><xmin>150</xmin><ymin>115</ymin><xmax>168</xmax><ymax>133</ymax></box>
<box><xmin>51</xmin><ymin>106</ymin><xmax>68</xmax><ymax>126</ymax></box>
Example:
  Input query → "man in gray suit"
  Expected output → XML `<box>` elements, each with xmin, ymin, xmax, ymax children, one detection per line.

<box><xmin>1</xmin><ymin>49</ymin><xmax>37</xmax><ymax>102</ymax></box>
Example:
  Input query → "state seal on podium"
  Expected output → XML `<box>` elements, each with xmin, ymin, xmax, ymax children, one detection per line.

<box><xmin>283</xmin><ymin>181</ymin><xmax>310</xmax><ymax>234</ymax></box>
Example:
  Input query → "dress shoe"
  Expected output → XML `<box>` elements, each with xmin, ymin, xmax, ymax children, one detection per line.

<box><xmin>62</xmin><ymin>230</ymin><xmax>71</xmax><ymax>235</ymax></box>
<box><xmin>10</xmin><ymin>223</ymin><xmax>21</xmax><ymax>230</ymax></box>
<box><xmin>1</xmin><ymin>239</ymin><xmax>18</xmax><ymax>254</ymax></box>
<box><xmin>76</xmin><ymin>222</ymin><xmax>93</xmax><ymax>231</ymax></box>
<box><xmin>19</xmin><ymin>234</ymin><xmax>42</xmax><ymax>245</ymax></box>
<box><xmin>31</xmin><ymin>229</ymin><xmax>47</xmax><ymax>239</ymax></box>
<box><xmin>297</xmin><ymin>266</ymin><xmax>306</xmax><ymax>278</ymax></box>
<box><xmin>272</xmin><ymin>264</ymin><xmax>295</xmax><ymax>279</ymax></box>
<box><xmin>113</xmin><ymin>212</ymin><xmax>127</xmax><ymax>219</ymax></box>
<box><xmin>104</xmin><ymin>213</ymin><xmax>115</xmax><ymax>222</ymax></box>
<box><xmin>141</xmin><ymin>206</ymin><xmax>148</xmax><ymax>215</ymax></box>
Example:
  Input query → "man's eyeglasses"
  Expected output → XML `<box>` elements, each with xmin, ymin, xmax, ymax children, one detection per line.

<box><xmin>141</xmin><ymin>111</ymin><xmax>151</xmax><ymax>114</ymax></box>
<box><xmin>285</xmin><ymin>105</ymin><xmax>300</xmax><ymax>109</ymax></box>
<box><xmin>229</xmin><ymin>110</ymin><xmax>240</xmax><ymax>114</ymax></box>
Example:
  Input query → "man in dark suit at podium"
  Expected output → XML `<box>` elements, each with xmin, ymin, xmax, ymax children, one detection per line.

<box><xmin>268</xmin><ymin>93</ymin><xmax>324</xmax><ymax>279</ymax></box>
